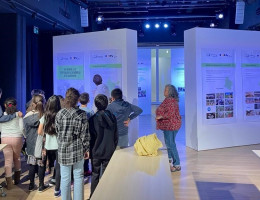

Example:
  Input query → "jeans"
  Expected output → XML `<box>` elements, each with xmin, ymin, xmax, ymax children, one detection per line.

<box><xmin>163</xmin><ymin>130</ymin><xmax>180</xmax><ymax>166</ymax></box>
<box><xmin>60</xmin><ymin>159</ymin><xmax>84</xmax><ymax>200</ymax></box>
<box><xmin>117</xmin><ymin>135</ymin><xmax>128</xmax><ymax>148</ymax></box>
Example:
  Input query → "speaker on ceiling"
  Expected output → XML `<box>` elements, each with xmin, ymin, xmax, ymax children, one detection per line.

<box><xmin>235</xmin><ymin>1</ymin><xmax>245</xmax><ymax>24</ymax></box>
<box><xmin>80</xmin><ymin>7</ymin><xmax>89</xmax><ymax>27</ymax></box>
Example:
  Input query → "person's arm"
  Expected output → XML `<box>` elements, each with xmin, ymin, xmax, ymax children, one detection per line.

<box><xmin>38</xmin><ymin>116</ymin><xmax>44</xmax><ymax>135</ymax></box>
<box><xmin>129</xmin><ymin>104</ymin><xmax>143</xmax><ymax>120</ymax></box>
<box><xmin>18</xmin><ymin>116</ymin><xmax>24</xmax><ymax>132</ymax></box>
<box><xmin>55</xmin><ymin>112</ymin><xmax>61</xmax><ymax>137</ymax></box>
<box><xmin>80</xmin><ymin>114</ymin><xmax>90</xmax><ymax>154</ymax></box>
<box><xmin>156</xmin><ymin>99</ymin><xmax>170</xmax><ymax>120</ymax></box>
<box><xmin>0</xmin><ymin>105</ymin><xmax>16</xmax><ymax>123</ymax></box>
<box><xmin>113</xmin><ymin>115</ymin><xmax>118</xmax><ymax>147</ymax></box>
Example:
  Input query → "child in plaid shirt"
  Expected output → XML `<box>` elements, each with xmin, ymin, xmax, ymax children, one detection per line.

<box><xmin>55</xmin><ymin>88</ymin><xmax>90</xmax><ymax>200</ymax></box>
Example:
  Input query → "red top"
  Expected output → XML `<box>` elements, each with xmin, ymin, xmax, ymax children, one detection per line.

<box><xmin>156</xmin><ymin>97</ymin><xmax>181</xmax><ymax>131</ymax></box>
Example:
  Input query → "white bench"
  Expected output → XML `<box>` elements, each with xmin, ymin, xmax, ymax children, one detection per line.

<box><xmin>91</xmin><ymin>146</ymin><xmax>175</xmax><ymax>200</ymax></box>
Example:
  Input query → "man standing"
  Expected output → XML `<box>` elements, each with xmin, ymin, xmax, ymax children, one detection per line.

<box><xmin>92</xmin><ymin>74</ymin><xmax>110</xmax><ymax>112</ymax></box>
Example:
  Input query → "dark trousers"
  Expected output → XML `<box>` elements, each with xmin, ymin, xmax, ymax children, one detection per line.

<box><xmin>46</xmin><ymin>150</ymin><xmax>61</xmax><ymax>191</ymax></box>
<box><xmin>90</xmin><ymin>158</ymin><xmax>110</xmax><ymax>197</ymax></box>
<box><xmin>54</xmin><ymin>150</ymin><xmax>61</xmax><ymax>191</ymax></box>
<box><xmin>29</xmin><ymin>161</ymin><xmax>46</xmax><ymax>186</ymax></box>
<box><xmin>47</xmin><ymin>150</ymin><xmax>56</xmax><ymax>171</ymax></box>
<box><xmin>84</xmin><ymin>159</ymin><xmax>89</xmax><ymax>172</ymax></box>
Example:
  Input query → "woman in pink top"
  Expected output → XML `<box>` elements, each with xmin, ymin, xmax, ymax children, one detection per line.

<box><xmin>156</xmin><ymin>84</ymin><xmax>182</xmax><ymax>172</ymax></box>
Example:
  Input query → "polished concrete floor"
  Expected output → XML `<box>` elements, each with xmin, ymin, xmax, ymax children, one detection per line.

<box><xmin>0</xmin><ymin>112</ymin><xmax>260</xmax><ymax>200</ymax></box>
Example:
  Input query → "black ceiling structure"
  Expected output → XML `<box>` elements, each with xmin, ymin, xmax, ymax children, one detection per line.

<box><xmin>86</xmin><ymin>0</ymin><xmax>231</xmax><ymax>23</ymax></box>
<box><xmin>0</xmin><ymin>0</ymin><xmax>260</xmax><ymax>43</ymax></box>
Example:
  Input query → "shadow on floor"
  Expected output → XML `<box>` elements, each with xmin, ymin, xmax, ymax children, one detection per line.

<box><xmin>196</xmin><ymin>181</ymin><xmax>260</xmax><ymax>200</ymax></box>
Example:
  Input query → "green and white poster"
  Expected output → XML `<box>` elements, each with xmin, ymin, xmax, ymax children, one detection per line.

<box><xmin>241</xmin><ymin>49</ymin><xmax>260</xmax><ymax>121</ymax></box>
<box><xmin>201</xmin><ymin>49</ymin><xmax>236</xmax><ymax>124</ymax></box>
<box><xmin>54</xmin><ymin>52</ymin><xmax>85</xmax><ymax>97</ymax></box>
<box><xmin>57</xmin><ymin>53</ymin><xmax>84</xmax><ymax>80</ymax></box>
<box><xmin>89</xmin><ymin>49</ymin><xmax>122</xmax><ymax>102</ymax></box>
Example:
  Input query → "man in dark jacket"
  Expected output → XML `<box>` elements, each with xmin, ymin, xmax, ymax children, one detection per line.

<box><xmin>89</xmin><ymin>94</ymin><xmax>118</xmax><ymax>198</ymax></box>
<box><xmin>107</xmin><ymin>88</ymin><xmax>143</xmax><ymax>148</ymax></box>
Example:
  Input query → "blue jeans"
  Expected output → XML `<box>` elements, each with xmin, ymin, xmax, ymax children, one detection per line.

<box><xmin>60</xmin><ymin>159</ymin><xmax>84</xmax><ymax>200</ymax></box>
<box><xmin>163</xmin><ymin>130</ymin><xmax>180</xmax><ymax>166</ymax></box>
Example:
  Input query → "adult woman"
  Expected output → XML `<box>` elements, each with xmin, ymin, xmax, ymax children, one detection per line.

<box><xmin>156</xmin><ymin>84</ymin><xmax>182</xmax><ymax>172</ymax></box>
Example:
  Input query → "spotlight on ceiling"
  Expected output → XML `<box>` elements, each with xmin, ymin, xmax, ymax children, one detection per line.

<box><xmin>210</xmin><ymin>23</ymin><xmax>215</xmax><ymax>28</ymax></box>
<box><xmin>96</xmin><ymin>15</ymin><xmax>104</xmax><ymax>24</ymax></box>
<box><xmin>155</xmin><ymin>23</ymin><xmax>160</xmax><ymax>28</ymax></box>
<box><xmin>163</xmin><ymin>23</ymin><xmax>169</xmax><ymax>28</ymax></box>
<box><xmin>145</xmin><ymin>23</ymin><xmax>150</xmax><ymax>29</ymax></box>
<box><xmin>216</xmin><ymin>13</ymin><xmax>224</xmax><ymax>19</ymax></box>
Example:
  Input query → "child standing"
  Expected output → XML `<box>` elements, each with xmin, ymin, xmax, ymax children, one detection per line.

<box><xmin>55</xmin><ymin>88</ymin><xmax>90</xmax><ymax>200</ymax></box>
<box><xmin>107</xmin><ymin>88</ymin><xmax>142</xmax><ymax>148</ymax></box>
<box><xmin>89</xmin><ymin>94</ymin><xmax>118</xmax><ymax>197</ymax></box>
<box><xmin>0</xmin><ymin>98</ymin><xmax>23</xmax><ymax>189</ymax></box>
<box><xmin>38</xmin><ymin>95</ymin><xmax>61</xmax><ymax>197</ymax></box>
<box><xmin>79</xmin><ymin>92</ymin><xmax>94</xmax><ymax>177</ymax></box>
<box><xmin>23</xmin><ymin>94</ymin><xmax>47</xmax><ymax>192</ymax></box>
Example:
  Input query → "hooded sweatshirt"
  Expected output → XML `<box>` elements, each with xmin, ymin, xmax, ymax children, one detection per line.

<box><xmin>89</xmin><ymin>110</ymin><xmax>118</xmax><ymax>159</ymax></box>
<box><xmin>107</xmin><ymin>99</ymin><xmax>143</xmax><ymax>137</ymax></box>
<box><xmin>23</xmin><ymin>111</ymin><xmax>40</xmax><ymax>156</ymax></box>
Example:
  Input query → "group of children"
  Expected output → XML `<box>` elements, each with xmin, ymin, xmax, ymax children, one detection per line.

<box><xmin>0</xmin><ymin>85</ymin><xmax>143</xmax><ymax>199</ymax></box>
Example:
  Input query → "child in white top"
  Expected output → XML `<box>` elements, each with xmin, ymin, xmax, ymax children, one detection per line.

<box><xmin>0</xmin><ymin>97</ymin><xmax>24</xmax><ymax>189</ymax></box>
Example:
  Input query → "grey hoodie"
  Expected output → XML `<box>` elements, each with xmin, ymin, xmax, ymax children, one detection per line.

<box><xmin>107</xmin><ymin>99</ymin><xmax>143</xmax><ymax>137</ymax></box>
<box><xmin>23</xmin><ymin>112</ymin><xmax>40</xmax><ymax>156</ymax></box>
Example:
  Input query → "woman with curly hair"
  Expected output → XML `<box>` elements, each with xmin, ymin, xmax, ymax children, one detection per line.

<box><xmin>156</xmin><ymin>84</ymin><xmax>182</xmax><ymax>172</ymax></box>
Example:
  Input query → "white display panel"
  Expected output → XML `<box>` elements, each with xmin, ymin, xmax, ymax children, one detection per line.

<box><xmin>138</xmin><ymin>49</ymin><xmax>151</xmax><ymax>115</ymax></box>
<box><xmin>241</xmin><ymin>50</ymin><xmax>260</xmax><ymax>121</ymax></box>
<box><xmin>53</xmin><ymin>29</ymin><xmax>139</xmax><ymax>145</ymax></box>
<box><xmin>201</xmin><ymin>49</ymin><xmax>236</xmax><ymax>124</ymax></box>
<box><xmin>185</xmin><ymin>28</ymin><xmax>260</xmax><ymax>151</ymax></box>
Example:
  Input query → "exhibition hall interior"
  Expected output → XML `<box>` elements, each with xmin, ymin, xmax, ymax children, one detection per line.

<box><xmin>0</xmin><ymin>0</ymin><xmax>260</xmax><ymax>199</ymax></box>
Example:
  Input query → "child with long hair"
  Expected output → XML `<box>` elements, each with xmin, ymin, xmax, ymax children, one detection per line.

<box><xmin>0</xmin><ymin>97</ymin><xmax>23</xmax><ymax>189</ymax></box>
<box><xmin>23</xmin><ymin>94</ymin><xmax>47</xmax><ymax>192</ymax></box>
<box><xmin>55</xmin><ymin>88</ymin><xmax>90</xmax><ymax>200</ymax></box>
<box><xmin>38</xmin><ymin>95</ymin><xmax>61</xmax><ymax>197</ymax></box>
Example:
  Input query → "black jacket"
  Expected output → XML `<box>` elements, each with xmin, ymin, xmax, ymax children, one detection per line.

<box><xmin>89</xmin><ymin>110</ymin><xmax>118</xmax><ymax>159</ymax></box>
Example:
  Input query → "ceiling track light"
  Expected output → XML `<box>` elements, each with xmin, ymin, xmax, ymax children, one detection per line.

<box><xmin>155</xmin><ymin>23</ymin><xmax>160</xmax><ymax>28</ymax></box>
<box><xmin>210</xmin><ymin>22</ymin><xmax>215</xmax><ymax>28</ymax></box>
<box><xmin>96</xmin><ymin>15</ymin><xmax>104</xmax><ymax>24</ymax></box>
<box><xmin>216</xmin><ymin>13</ymin><xmax>224</xmax><ymax>19</ymax></box>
